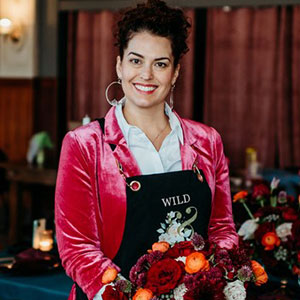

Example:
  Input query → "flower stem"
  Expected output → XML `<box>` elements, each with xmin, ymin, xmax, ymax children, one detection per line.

<box><xmin>270</xmin><ymin>196</ymin><xmax>277</xmax><ymax>207</ymax></box>
<box><xmin>242</xmin><ymin>203</ymin><xmax>255</xmax><ymax>220</ymax></box>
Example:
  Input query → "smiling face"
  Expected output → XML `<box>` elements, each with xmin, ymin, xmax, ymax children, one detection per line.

<box><xmin>116</xmin><ymin>31</ymin><xmax>180</xmax><ymax>111</ymax></box>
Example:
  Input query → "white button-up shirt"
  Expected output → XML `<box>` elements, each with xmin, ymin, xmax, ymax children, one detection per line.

<box><xmin>115</xmin><ymin>102</ymin><xmax>183</xmax><ymax>175</ymax></box>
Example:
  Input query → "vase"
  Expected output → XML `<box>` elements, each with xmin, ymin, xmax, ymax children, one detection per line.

<box><xmin>36</xmin><ymin>149</ymin><xmax>45</xmax><ymax>167</ymax></box>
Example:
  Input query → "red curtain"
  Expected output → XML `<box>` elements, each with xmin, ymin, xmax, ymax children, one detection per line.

<box><xmin>204</xmin><ymin>6</ymin><xmax>300</xmax><ymax>169</ymax></box>
<box><xmin>66</xmin><ymin>10</ymin><xmax>196</xmax><ymax>121</ymax></box>
<box><xmin>67</xmin><ymin>11</ymin><xmax>119</xmax><ymax>122</ymax></box>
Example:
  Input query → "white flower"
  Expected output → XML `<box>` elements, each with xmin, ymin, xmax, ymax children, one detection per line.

<box><xmin>274</xmin><ymin>246</ymin><xmax>288</xmax><ymax>261</ymax></box>
<box><xmin>173</xmin><ymin>284</ymin><xmax>187</xmax><ymax>300</ymax></box>
<box><xmin>271</xmin><ymin>177</ymin><xmax>280</xmax><ymax>190</ymax></box>
<box><xmin>158</xmin><ymin>221</ymin><xmax>187</xmax><ymax>245</ymax></box>
<box><xmin>168</xmin><ymin>222</ymin><xmax>181</xmax><ymax>236</ymax></box>
<box><xmin>276</xmin><ymin>223</ymin><xmax>292</xmax><ymax>242</ymax></box>
<box><xmin>223</xmin><ymin>280</ymin><xmax>246</xmax><ymax>300</ymax></box>
<box><xmin>238</xmin><ymin>219</ymin><xmax>259</xmax><ymax>240</ymax></box>
<box><xmin>158</xmin><ymin>232</ymin><xmax>185</xmax><ymax>245</ymax></box>
<box><xmin>175</xmin><ymin>256</ymin><xmax>187</xmax><ymax>264</ymax></box>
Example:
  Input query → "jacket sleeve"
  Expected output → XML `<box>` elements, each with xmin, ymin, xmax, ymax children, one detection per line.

<box><xmin>55</xmin><ymin>131</ymin><xmax>120</xmax><ymax>300</ymax></box>
<box><xmin>207</xmin><ymin>129</ymin><xmax>239</xmax><ymax>249</ymax></box>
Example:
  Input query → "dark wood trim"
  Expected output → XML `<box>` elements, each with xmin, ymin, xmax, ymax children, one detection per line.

<box><xmin>58</xmin><ymin>0</ymin><xmax>300</xmax><ymax>11</ymax></box>
<box><xmin>0</xmin><ymin>79</ymin><xmax>34</xmax><ymax>86</ymax></box>
<box><xmin>32</xmin><ymin>77</ymin><xmax>58</xmax><ymax>168</ymax></box>
<box><xmin>57</xmin><ymin>11</ymin><xmax>68</xmax><ymax>159</ymax></box>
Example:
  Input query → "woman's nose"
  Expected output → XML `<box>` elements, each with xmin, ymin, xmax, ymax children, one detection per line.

<box><xmin>140</xmin><ymin>64</ymin><xmax>153</xmax><ymax>80</ymax></box>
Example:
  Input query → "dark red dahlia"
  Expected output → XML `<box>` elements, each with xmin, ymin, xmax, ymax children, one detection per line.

<box><xmin>252</xmin><ymin>184</ymin><xmax>270</xmax><ymax>199</ymax></box>
<box><xmin>254</xmin><ymin>222</ymin><xmax>276</xmax><ymax>243</ymax></box>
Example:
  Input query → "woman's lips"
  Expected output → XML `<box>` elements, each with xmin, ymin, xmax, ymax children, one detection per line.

<box><xmin>133</xmin><ymin>83</ymin><xmax>158</xmax><ymax>94</ymax></box>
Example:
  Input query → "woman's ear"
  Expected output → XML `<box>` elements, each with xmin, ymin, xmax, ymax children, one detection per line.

<box><xmin>116</xmin><ymin>56</ymin><xmax>122</xmax><ymax>79</ymax></box>
<box><xmin>172</xmin><ymin>64</ymin><xmax>180</xmax><ymax>86</ymax></box>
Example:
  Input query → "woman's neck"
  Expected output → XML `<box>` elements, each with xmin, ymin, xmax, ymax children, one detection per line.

<box><xmin>123</xmin><ymin>101</ymin><xmax>171</xmax><ymax>151</ymax></box>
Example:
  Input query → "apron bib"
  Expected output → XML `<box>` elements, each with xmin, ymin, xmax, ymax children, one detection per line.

<box><xmin>75</xmin><ymin>118</ymin><xmax>212</xmax><ymax>299</ymax></box>
<box><xmin>114</xmin><ymin>169</ymin><xmax>212</xmax><ymax>277</ymax></box>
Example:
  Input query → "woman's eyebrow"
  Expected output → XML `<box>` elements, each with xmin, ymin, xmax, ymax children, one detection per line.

<box><xmin>128</xmin><ymin>51</ymin><xmax>170</xmax><ymax>61</ymax></box>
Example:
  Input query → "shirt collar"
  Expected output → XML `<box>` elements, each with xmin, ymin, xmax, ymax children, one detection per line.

<box><xmin>115</xmin><ymin>99</ymin><xmax>184</xmax><ymax>145</ymax></box>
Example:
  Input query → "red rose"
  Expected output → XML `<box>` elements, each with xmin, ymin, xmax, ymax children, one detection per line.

<box><xmin>102</xmin><ymin>285</ymin><xmax>128</xmax><ymax>300</ymax></box>
<box><xmin>145</xmin><ymin>258</ymin><xmax>184</xmax><ymax>295</ymax></box>
<box><xmin>252</xmin><ymin>184</ymin><xmax>270</xmax><ymax>199</ymax></box>
<box><xmin>166</xmin><ymin>241</ymin><xmax>194</xmax><ymax>258</ymax></box>
<box><xmin>282</xmin><ymin>207</ymin><xmax>298</xmax><ymax>222</ymax></box>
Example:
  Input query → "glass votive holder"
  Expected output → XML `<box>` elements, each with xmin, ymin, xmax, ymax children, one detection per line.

<box><xmin>39</xmin><ymin>230</ymin><xmax>53</xmax><ymax>252</ymax></box>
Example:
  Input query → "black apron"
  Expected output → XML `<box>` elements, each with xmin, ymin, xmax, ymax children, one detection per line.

<box><xmin>75</xmin><ymin>118</ymin><xmax>212</xmax><ymax>299</ymax></box>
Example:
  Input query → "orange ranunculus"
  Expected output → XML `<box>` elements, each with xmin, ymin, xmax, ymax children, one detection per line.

<box><xmin>233</xmin><ymin>191</ymin><xmax>248</xmax><ymax>202</ymax></box>
<box><xmin>292</xmin><ymin>265</ymin><xmax>300</xmax><ymax>275</ymax></box>
<box><xmin>261</xmin><ymin>232</ymin><xmax>280</xmax><ymax>250</ymax></box>
<box><xmin>101</xmin><ymin>267</ymin><xmax>118</xmax><ymax>284</ymax></box>
<box><xmin>251</xmin><ymin>260</ymin><xmax>268</xmax><ymax>286</ymax></box>
<box><xmin>152</xmin><ymin>241</ymin><xmax>170</xmax><ymax>253</ymax></box>
<box><xmin>133</xmin><ymin>288</ymin><xmax>153</xmax><ymax>300</ymax></box>
<box><xmin>185</xmin><ymin>252</ymin><xmax>210</xmax><ymax>274</ymax></box>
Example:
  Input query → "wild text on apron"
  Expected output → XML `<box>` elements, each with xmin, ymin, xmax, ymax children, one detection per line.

<box><xmin>161</xmin><ymin>193</ymin><xmax>191</xmax><ymax>207</ymax></box>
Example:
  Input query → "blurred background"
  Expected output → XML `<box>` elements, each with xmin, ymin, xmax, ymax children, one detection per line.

<box><xmin>0</xmin><ymin>0</ymin><xmax>299</xmax><ymax>299</ymax></box>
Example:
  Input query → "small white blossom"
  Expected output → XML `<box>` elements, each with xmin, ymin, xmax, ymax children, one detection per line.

<box><xmin>223</xmin><ymin>280</ymin><xmax>246</xmax><ymax>300</ymax></box>
<box><xmin>274</xmin><ymin>246</ymin><xmax>288</xmax><ymax>261</ymax></box>
<box><xmin>263</xmin><ymin>214</ymin><xmax>280</xmax><ymax>222</ymax></box>
<box><xmin>175</xmin><ymin>256</ymin><xmax>187</xmax><ymax>264</ymax></box>
<box><xmin>271</xmin><ymin>177</ymin><xmax>280</xmax><ymax>190</ymax></box>
<box><xmin>238</xmin><ymin>219</ymin><xmax>259</xmax><ymax>240</ymax></box>
<box><xmin>276</xmin><ymin>223</ymin><xmax>292</xmax><ymax>242</ymax></box>
<box><xmin>173</xmin><ymin>284</ymin><xmax>187</xmax><ymax>300</ymax></box>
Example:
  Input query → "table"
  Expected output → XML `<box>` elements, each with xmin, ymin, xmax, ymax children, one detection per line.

<box><xmin>0</xmin><ymin>271</ymin><xmax>73</xmax><ymax>300</ymax></box>
<box><xmin>0</xmin><ymin>162</ymin><xmax>57</xmax><ymax>245</ymax></box>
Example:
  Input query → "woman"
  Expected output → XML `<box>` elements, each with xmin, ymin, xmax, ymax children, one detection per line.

<box><xmin>55</xmin><ymin>1</ymin><xmax>238</xmax><ymax>299</ymax></box>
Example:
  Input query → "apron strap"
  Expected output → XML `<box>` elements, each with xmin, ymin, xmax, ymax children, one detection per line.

<box><xmin>96</xmin><ymin>118</ymin><xmax>116</xmax><ymax>151</ymax></box>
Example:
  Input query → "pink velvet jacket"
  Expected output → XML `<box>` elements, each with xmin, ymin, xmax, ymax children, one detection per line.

<box><xmin>55</xmin><ymin>107</ymin><xmax>238</xmax><ymax>300</ymax></box>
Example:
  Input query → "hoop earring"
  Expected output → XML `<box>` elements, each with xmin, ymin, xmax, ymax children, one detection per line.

<box><xmin>169</xmin><ymin>84</ymin><xmax>175</xmax><ymax>110</ymax></box>
<box><xmin>105</xmin><ymin>78</ymin><xmax>124</xmax><ymax>106</ymax></box>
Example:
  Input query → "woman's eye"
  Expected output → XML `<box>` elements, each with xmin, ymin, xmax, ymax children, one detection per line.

<box><xmin>155</xmin><ymin>62</ymin><xmax>167</xmax><ymax>68</ymax></box>
<box><xmin>130</xmin><ymin>58</ymin><xmax>141</xmax><ymax>64</ymax></box>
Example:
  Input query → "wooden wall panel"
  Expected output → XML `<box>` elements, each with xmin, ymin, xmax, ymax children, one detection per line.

<box><xmin>0</xmin><ymin>79</ymin><xmax>34</xmax><ymax>162</ymax></box>
<box><xmin>0</xmin><ymin>78</ymin><xmax>58</xmax><ymax>164</ymax></box>
<box><xmin>33</xmin><ymin>78</ymin><xmax>58</xmax><ymax>167</ymax></box>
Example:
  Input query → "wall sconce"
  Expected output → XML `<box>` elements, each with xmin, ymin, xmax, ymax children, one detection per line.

<box><xmin>0</xmin><ymin>17</ymin><xmax>23</xmax><ymax>43</ymax></box>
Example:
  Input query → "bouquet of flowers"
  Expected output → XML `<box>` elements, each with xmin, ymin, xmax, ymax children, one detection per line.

<box><xmin>233</xmin><ymin>178</ymin><xmax>300</xmax><ymax>277</ymax></box>
<box><xmin>101</xmin><ymin>233</ymin><xmax>268</xmax><ymax>300</ymax></box>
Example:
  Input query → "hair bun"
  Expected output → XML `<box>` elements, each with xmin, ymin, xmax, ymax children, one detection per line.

<box><xmin>146</xmin><ymin>0</ymin><xmax>167</xmax><ymax>8</ymax></box>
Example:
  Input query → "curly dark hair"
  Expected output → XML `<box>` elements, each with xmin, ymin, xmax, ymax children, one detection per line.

<box><xmin>115</xmin><ymin>0</ymin><xmax>191</xmax><ymax>66</ymax></box>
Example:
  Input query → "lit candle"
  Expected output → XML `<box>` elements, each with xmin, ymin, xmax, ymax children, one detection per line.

<box><xmin>39</xmin><ymin>230</ymin><xmax>53</xmax><ymax>252</ymax></box>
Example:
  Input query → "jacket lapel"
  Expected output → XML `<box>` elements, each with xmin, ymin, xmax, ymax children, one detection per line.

<box><xmin>174</xmin><ymin>111</ymin><xmax>198</xmax><ymax>170</ymax></box>
<box><xmin>104</xmin><ymin>107</ymin><xmax>142</xmax><ymax>177</ymax></box>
